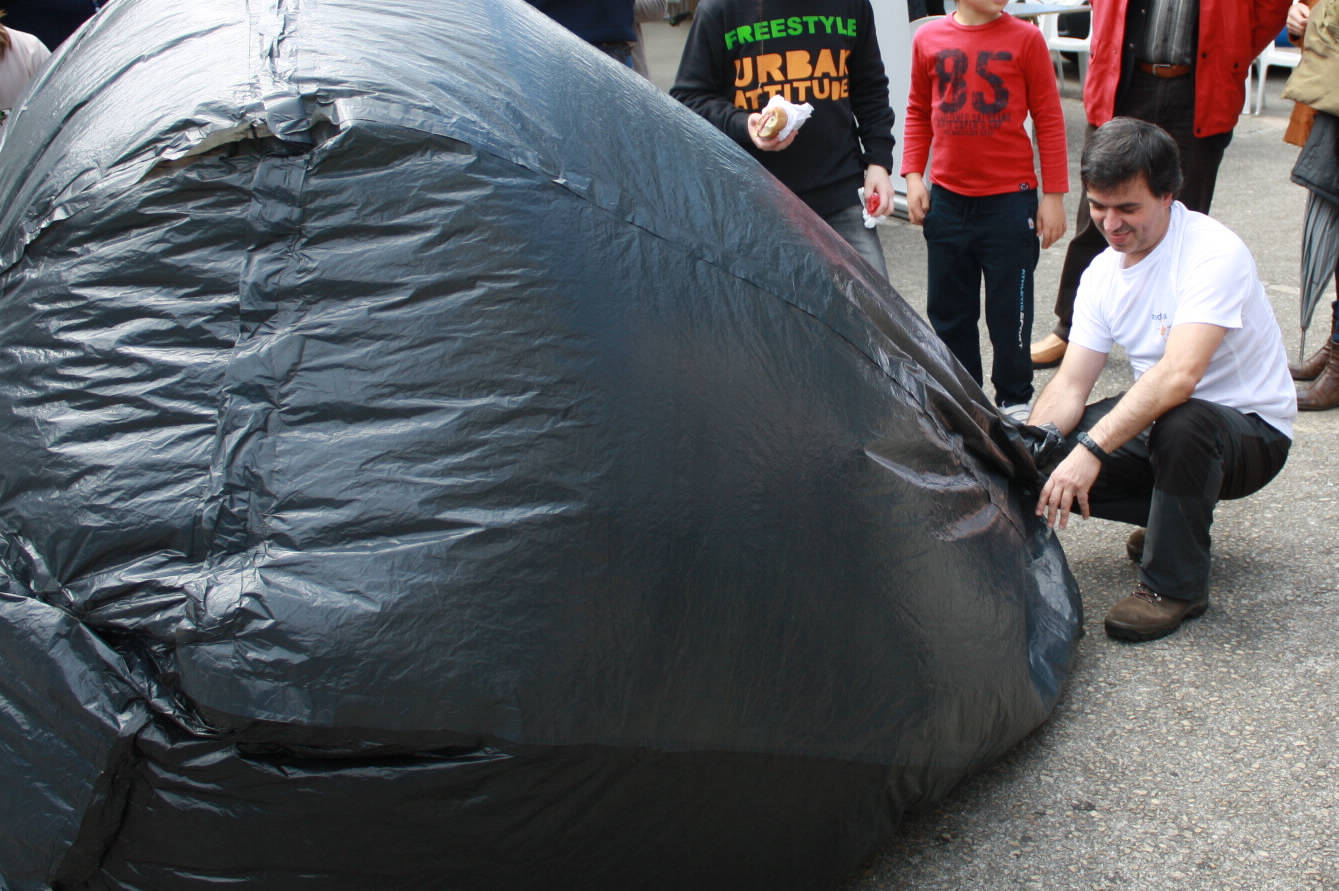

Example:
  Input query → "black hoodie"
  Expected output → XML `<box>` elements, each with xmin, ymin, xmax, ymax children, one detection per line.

<box><xmin>670</xmin><ymin>0</ymin><xmax>895</xmax><ymax>217</ymax></box>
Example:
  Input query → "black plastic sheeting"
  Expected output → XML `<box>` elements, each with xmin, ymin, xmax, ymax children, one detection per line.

<box><xmin>0</xmin><ymin>1</ymin><xmax>1082</xmax><ymax>888</ymax></box>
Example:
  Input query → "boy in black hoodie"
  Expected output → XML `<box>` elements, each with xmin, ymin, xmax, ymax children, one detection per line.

<box><xmin>670</xmin><ymin>1</ymin><xmax>895</xmax><ymax>276</ymax></box>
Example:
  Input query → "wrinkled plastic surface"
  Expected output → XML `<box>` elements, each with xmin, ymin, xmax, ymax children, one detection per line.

<box><xmin>0</xmin><ymin>1</ymin><xmax>1082</xmax><ymax>888</ymax></box>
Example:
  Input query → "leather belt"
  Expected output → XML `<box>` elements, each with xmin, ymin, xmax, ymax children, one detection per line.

<box><xmin>1137</xmin><ymin>62</ymin><xmax>1192</xmax><ymax>78</ymax></box>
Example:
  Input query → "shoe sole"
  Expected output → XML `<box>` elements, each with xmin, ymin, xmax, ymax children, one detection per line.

<box><xmin>1031</xmin><ymin>354</ymin><xmax>1063</xmax><ymax>369</ymax></box>
<box><xmin>1104</xmin><ymin>601</ymin><xmax>1208</xmax><ymax>642</ymax></box>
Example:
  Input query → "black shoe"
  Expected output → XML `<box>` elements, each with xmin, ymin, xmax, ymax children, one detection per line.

<box><xmin>1104</xmin><ymin>584</ymin><xmax>1208</xmax><ymax>642</ymax></box>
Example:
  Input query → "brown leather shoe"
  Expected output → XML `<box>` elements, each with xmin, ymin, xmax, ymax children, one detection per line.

<box><xmin>1030</xmin><ymin>333</ymin><xmax>1067</xmax><ymax>368</ymax></box>
<box><xmin>1125</xmin><ymin>527</ymin><xmax>1145</xmax><ymax>563</ymax></box>
<box><xmin>1104</xmin><ymin>584</ymin><xmax>1208</xmax><ymax>642</ymax></box>
<box><xmin>1290</xmin><ymin>339</ymin><xmax>1332</xmax><ymax>380</ymax></box>
<box><xmin>1297</xmin><ymin>342</ymin><xmax>1339</xmax><ymax>411</ymax></box>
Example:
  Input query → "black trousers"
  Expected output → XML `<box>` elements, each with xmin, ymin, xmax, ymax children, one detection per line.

<box><xmin>924</xmin><ymin>185</ymin><xmax>1039</xmax><ymax>406</ymax></box>
<box><xmin>1050</xmin><ymin>71</ymin><xmax>1234</xmax><ymax>337</ymax></box>
<box><xmin>1070</xmin><ymin>396</ymin><xmax>1291</xmax><ymax>601</ymax></box>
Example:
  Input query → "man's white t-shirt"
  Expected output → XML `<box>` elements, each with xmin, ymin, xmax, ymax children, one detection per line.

<box><xmin>0</xmin><ymin>27</ymin><xmax>52</xmax><ymax>135</ymax></box>
<box><xmin>1070</xmin><ymin>201</ymin><xmax>1297</xmax><ymax>438</ymax></box>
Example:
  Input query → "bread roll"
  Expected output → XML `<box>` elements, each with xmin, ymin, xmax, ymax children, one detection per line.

<box><xmin>757</xmin><ymin>106</ymin><xmax>787</xmax><ymax>139</ymax></box>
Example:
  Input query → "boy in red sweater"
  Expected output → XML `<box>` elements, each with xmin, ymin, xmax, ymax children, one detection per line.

<box><xmin>901</xmin><ymin>0</ymin><xmax>1068</xmax><ymax>420</ymax></box>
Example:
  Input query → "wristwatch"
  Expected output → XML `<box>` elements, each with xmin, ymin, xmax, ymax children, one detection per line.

<box><xmin>1076</xmin><ymin>431</ymin><xmax>1109</xmax><ymax>461</ymax></box>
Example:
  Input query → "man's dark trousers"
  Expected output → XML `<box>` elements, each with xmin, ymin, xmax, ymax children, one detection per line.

<box><xmin>1069</xmin><ymin>396</ymin><xmax>1291</xmax><ymax>601</ymax></box>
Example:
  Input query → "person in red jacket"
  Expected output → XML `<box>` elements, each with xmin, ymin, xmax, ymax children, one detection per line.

<box><xmin>1029</xmin><ymin>0</ymin><xmax>1291</xmax><ymax>368</ymax></box>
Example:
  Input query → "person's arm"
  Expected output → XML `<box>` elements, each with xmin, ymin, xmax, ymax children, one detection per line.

<box><xmin>1037</xmin><ymin>193</ymin><xmax>1067</xmax><ymax>249</ymax></box>
<box><xmin>1029</xmin><ymin>342</ymin><xmax>1108</xmax><ymax>530</ymax></box>
<box><xmin>904</xmin><ymin>173</ymin><xmax>930</xmax><ymax>225</ymax></box>
<box><xmin>864</xmin><ymin>162</ymin><xmax>893</xmax><ymax>219</ymax></box>
<box><xmin>847</xmin><ymin>4</ymin><xmax>896</xmax><ymax>181</ymax></box>
<box><xmin>900</xmin><ymin>35</ymin><xmax>933</xmax><ymax>223</ymax></box>
<box><xmin>1285</xmin><ymin>0</ymin><xmax>1313</xmax><ymax>41</ymax></box>
<box><xmin>1034</xmin><ymin>323</ymin><xmax>1227</xmax><ymax>529</ymax></box>
<box><xmin>1022</xmin><ymin>24</ymin><xmax>1069</xmax><ymax>248</ymax></box>
<box><xmin>1029</xmin><ymin>342</ymin><xmax>1108</xmax><ymax>435</ymax></box>
<box><xmin>669</xmin><ymin>6</ymin><xmax>753</xmax><ymax>149</ymax></box>
<box><xmin>745</xmin><ymin>112</ymin><xmax>800</xmax><ymax>151</ymax></box>
<box><xmin>1251</xmin><ymin>0</ymin><xmax>1295</xmax><ymax>56</ymax></box>
<box><xmin>1086</xmin><ymin>323</ymin><xmax>1226</xmax><ymax>449</ymax></box>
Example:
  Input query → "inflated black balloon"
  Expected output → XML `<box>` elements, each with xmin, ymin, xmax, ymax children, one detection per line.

<box><xmin>0</xmin><ymin>1</ymin><xmax>1080</xmax><ymax>888</ymax></box>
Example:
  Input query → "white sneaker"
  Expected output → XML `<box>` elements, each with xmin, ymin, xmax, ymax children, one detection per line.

<box><xmin>1000</xmin><ymin>402</ymin><xmax>1031</xmax><ymax>423</ymax></box>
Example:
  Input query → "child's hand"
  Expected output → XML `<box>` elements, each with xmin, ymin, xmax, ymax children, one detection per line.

<box><xmin>863</xmin><ymin>164</ymin><xmax>893</xmax><ymax>219</ymax></box>
<box><xmin>1037</xmin><ymin>193</ymin><xmax>1066</xmax><ymax>249</ymax></box>
<box><xmin>904</xmin><ymin>174</ymin><xmax>929</xmax><ymax>226</ymax></box>
<box><xmin>747</xmin><ymin>112</ymin><xmax>797</xmax><ymax>151</ymax></box>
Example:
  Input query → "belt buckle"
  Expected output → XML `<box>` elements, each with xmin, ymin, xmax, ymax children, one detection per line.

<box><xmin>1146</xmin><ymin>62</ymin><xmax>1183</xmax><ymax>77</ymax></box>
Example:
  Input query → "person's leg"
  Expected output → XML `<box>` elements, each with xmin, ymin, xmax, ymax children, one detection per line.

<box><xmin>922</xmin><ymin>186</ymin><xmax>984</xmax><ymax>384</ymax></box>
<box><xmin>1043</xmin><ymin>125</ymin><xmax>1102</xmax><ymax>344</ymax></box>
<box><xmin>1065</xmin><ymin>397</ymin><xmax>1290</xmax><ymax>641</ymax></box>
<box><xmin>1047</xmin><ymin>203</ymin><xmax>1107</xmax><ymax>341</ymax></box>
<box><xmin>1070</xmin><ymin>396</ymin><xmax>1157</xmax><ymax>526</ymax></box>
<box><xmin>1102</xmin><ymin>399</ymin><xmax>1290</xmax><ymax>601</ymax></box>
<box><xmin>1296</xmin><ymin>272</ymin><xmax>1339</xmax><ymax>408</ymax></box>
<box><xmin>1131</xmin><ymin>72</ymin><xmax>1232</xmax><ymax>214</ymax></box>
<box><xmin>1058</xmin><ymin>399</ymin><xmax>1181</xmax><ymax>640</ymax></box>
<box><xmin>1063</xmin><ymin>397</ymin><xmax>1291</xmax><ymax>597</ymax></box>
<box><xmin>980</xmin><ymin>189</ymin><xmax>1040</xmax><ymax>406</ymax></box>
<box><xmin>1291</xmin><ymin>286</ymin><xmax>1338</xmax><ymax>380</ymax></box>
<box><xmin>823</xmin><ymin>205</ymin><xmax>889</xmax><ymax>278</ymax></box>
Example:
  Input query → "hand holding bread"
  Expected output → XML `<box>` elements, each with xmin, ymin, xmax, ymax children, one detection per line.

<box><xmin>747</xmin><ymin>96</ymin><xmax>813</xmax><ymax>151</ymax></box>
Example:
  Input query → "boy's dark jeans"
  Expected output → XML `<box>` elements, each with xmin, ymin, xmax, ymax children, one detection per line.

<box><xmin>1070</xmin><ymin>396</ymin><xmax>1291</xmax><ymax>601</ymax></box>
<box><xmin>923</xmin><ymin>184</ymin><xmax>1039</xmax><ymax>406</ymax></box>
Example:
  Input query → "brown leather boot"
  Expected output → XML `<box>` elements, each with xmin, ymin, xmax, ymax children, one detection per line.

<box><xmin>1298</xmin><ymin>340</ymin><xmax>1339</xmax><ymax>411</ymax></box>
<box><xmin>1105</xmin><ymin>584</ymin><xmax>1208</xmax><ymax>642</ymax></box>
<box><xmin>1290</xmin><ymin>339</ymin><xmax>1332</xmax><ymax>380</ymax></box>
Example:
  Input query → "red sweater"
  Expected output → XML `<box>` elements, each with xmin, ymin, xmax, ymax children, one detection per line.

<box><xmin>1083</xmin><ymin>0</ymin><xmax>1291</xmax><ymax>138</ymax></box>
<box><xmin>901</xmin><ymin>13</ymin><xmax>1068</xmax><ymax>197</ymax></box>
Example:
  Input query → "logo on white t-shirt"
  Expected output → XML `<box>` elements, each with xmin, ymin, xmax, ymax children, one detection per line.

<box><xmin>1151</xmin><ymin>311</ymin><xmax>1170</xmax><ymax>340</ymax></box>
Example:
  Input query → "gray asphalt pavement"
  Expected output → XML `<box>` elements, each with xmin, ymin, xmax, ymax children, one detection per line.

<box><xmin>644</xmin><ymin>19</ymin><xmax>1339</xmax><ymax>890</ymax></box>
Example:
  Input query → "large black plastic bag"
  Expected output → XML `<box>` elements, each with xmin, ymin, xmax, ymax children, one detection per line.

<box><xmin>0</xmin><ymin>1</ymin><xmax>1082</xmax><ymax>887</ymax></box>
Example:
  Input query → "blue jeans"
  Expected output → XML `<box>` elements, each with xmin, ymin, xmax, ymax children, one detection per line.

<box><xmin>923</xmin><ymin>185</ymin><xmax>1039</xmax><ymax>406</ymax></box>
<box><xmin>1072</xmin><ymin>396</ymin><xmax>1291</xmax><ymax>601</ymax></box>
<box><xmin>823</xmin><ymin>204</ymin><xmax>888</xmax><ymax>279</ymax></box>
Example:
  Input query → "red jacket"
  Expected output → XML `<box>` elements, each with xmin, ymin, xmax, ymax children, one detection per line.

<box><xmin>1083</xmin><ymin>0</ymin><xmax>1291</xmax><ymax>137</ymax></box>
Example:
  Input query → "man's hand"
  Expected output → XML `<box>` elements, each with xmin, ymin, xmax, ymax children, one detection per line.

<box><xmin>747</xmin><ymin>112</ymin><xmax>798</xmax><ymax>151</ymax></box>
<box><xmin>1037</xmin><ymin>192</ymin><xmax>1067</xmax><ymax>249</ymax></box>
<box><xmin>1035</xmin><ymin>446</ymin><xmax>1102</xmax><ymax>529</ymax></box>
<box><xmin>1287</xmin><ymin>0</ymin><xmax>1310</xmax><ymax>39</ymax></box>
<box><xmin>904</xmin><ymin>173</ymin><xmax>929</xmax><ymax>225</ymax></box>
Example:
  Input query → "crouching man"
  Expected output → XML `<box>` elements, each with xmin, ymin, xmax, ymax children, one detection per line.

<box><xmin>1030</xmin><ymin>117</ymin><xmax>1296</xmax><ymax>642</ymax></box>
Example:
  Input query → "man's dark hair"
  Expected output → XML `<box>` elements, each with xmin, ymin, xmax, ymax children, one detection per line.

<box><xmin>1080</xmin><ymin>117</ymin><xmax>1183</xmax><ymax>197</ymax></box>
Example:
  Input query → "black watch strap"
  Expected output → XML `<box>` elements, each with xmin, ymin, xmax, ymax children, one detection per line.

<box><xmin>1076</xmin><ymin>431</ymin><xmax>1109</xmax><ymax>461</ymax></box>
